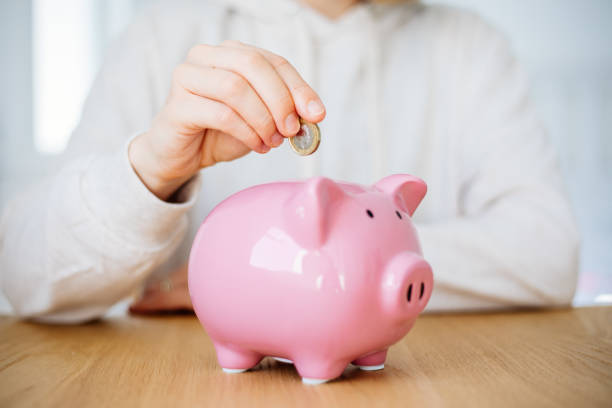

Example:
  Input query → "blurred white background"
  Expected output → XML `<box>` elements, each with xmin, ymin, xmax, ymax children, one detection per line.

<box><xmin>1</xmin><ymin>0</ymin><xmax>610</xmax><ymax>306</ymax></box>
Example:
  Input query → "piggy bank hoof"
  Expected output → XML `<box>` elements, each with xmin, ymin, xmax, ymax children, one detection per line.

<box><xmin>222</xmin><ymin>368</ymin><xmax>248</xmax><ymax>374</ymax></box>
<box><xmin>272</xmin><ymin>357</ymin><xmax>293</xmax><ymax>364</ymax></box>
<box><xmin>302</xmin><ymin>377</ymin><xmax>330</xmax><ymax>385</ymax></box>
<box><xmin>356</xmin><ymin>363</ymin><xmax>385</xmax><ymax>371</ymax></box>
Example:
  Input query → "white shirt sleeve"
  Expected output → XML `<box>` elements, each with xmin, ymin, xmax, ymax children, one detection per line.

<box><xmin>421</xmin><ymin>17</ymin><xmax>580</xmax><ymax>311</ymax></box>
<box><xmin>0</xmin><ymin>11</ymin><xmax>198</xmax><ymax>323</ymax></box>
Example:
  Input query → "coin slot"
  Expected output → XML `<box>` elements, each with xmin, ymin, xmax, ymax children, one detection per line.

<box><xmin>366</xmin><ymin>209</ymin><xmax>374</xmax><ymax>218</ymax></box>
<box><xmin>395</xmin><ymin>210</ymin><xmax>402</xmax><ymax>220</ymax></box>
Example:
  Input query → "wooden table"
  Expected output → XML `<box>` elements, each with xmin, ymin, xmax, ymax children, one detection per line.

<box><xmin>1</xmin><ymin>307</ymin><xmax>610</xmax><ymax>407</ymax></box>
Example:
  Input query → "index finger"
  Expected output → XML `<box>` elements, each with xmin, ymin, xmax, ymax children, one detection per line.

<box><xmin>187</xmin><ymin>43</ymin><xmax>300</xmax><ymax>137</ymax></box>
<box><xmin>223</xmin><ymin>41</ymin><xmax>326</xmax><ymax>124</ymax></box>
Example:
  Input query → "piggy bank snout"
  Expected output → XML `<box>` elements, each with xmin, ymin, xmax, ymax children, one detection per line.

<box><xmin>382</xmin><ymin>253</ymin><xmax>433</xmax><ymax>319</ymax></box>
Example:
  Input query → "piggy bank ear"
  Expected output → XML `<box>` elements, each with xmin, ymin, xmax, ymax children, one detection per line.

<box><xmin>375</xmin><ymin>174</ymin><xmax>427</xmax><ymax>216</ymax></box>
<box><xmin>285</xmin><ymin>177</ymin><xmax>346</xmax><ymax>248</ymax></box>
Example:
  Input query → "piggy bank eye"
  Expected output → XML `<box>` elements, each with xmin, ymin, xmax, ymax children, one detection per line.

<box><xmin>366</xmin><ymin>209</ymin><xmax>374</xmax><ymax>218</ymax></box>
<box><xmin>395</xmin><ymin>210</ymin><xmax>402</xmax><ymax>220</ymax></box>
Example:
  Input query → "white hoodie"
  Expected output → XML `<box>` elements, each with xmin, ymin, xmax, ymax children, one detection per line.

<box><xmin>0</xmin><ymin>0</ymin><xmax>579</xmax><ymax>323</ymax></box>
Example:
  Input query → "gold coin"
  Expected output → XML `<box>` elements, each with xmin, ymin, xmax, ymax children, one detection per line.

<box><xmin>289</xmin><ymin>118</ymin><xmax>321</xmax><ymax>156</ymax></box>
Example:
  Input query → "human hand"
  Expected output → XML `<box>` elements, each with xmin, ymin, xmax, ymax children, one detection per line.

<box><xmin>129</xmin><ymin>40</ymin><xmax>326</xmax><ymax>200</ymax></box>
<box><xmin>129</xmin><ymin>264</ymin><xmax>193</xmax><ymax>314</ymax></box>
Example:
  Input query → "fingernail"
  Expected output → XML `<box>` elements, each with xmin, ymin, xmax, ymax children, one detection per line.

<box><xmin>307</xmin><ymin>99</ymin><xmax>325</xmax><ymax>116</ymax></box>
<box><xmin>285</xmin><ymin>112</ymin><xmax>300</xmax><ymax>134</ymax></box>
<box><xmin>260</xmin><ymin>144</ymin><xmax>271</xmax><ymax>154</ymax></box>
<box><xmin>271</xmin><ymin>132</ymin><xmax>284</xmax><ymax>147</ymax></box>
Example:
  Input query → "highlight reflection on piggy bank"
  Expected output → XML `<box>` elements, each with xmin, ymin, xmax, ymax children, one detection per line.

<box><xmin>188</xmin><ymin>175</ymin><xmax>433</xmax><ymax>384</ymax></box>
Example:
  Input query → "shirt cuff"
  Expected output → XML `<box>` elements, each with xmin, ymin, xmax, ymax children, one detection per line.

<box><xmin>81</xmin><ymin>137</ymin><xmax>201</xmax><ymax>248</ymax></box>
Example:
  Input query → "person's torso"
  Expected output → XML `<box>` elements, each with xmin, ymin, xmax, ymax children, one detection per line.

<box><xmin>139</xmin><ymin>0</ymin><xmax>477</xmax><ymax>276</ymax></box>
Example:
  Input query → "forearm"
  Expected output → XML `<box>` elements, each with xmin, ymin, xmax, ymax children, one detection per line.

<box><xmin>0</xmin><ymin>142</ymin><xmax>200</xmax><ymax>323</ymax></box>
<box><xmin>417</xmin><ymin>188</ymin><xmax>580</xmax><ymax>311</ymax></box>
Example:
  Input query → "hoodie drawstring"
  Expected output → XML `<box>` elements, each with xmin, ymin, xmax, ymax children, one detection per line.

<box><xmin>366</xmin><ymin>8</ymin><xmax>385</xmax><ymax>182</ymax></box>
<box><xmin>295</xmin><ymin>5</ymin><xmax>384</xmax><ymax>181</ymax></box>
<box><xmin>295</xmin><ymin>13</ymin><xmax>320</xmax><ymax>179</ymax></box>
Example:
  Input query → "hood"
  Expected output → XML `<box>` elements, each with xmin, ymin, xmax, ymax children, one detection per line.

<box><xmin>216</xmin><ymin>0</ymin><xmax>301</xmax><ymax>20</ymax></box>
<box><xmin>210</xmin><ymin>0</ymin><xmax>401</xmax><ymax>43</ymax></box>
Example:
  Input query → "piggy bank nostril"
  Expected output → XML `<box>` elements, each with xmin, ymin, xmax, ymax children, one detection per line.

<box><xmin>407</xmin><ymin>284</ymin><xmax>413</xmax><ymax>302</ymax></box>
<box><xmin>419</xmin><ymin>282</ymin><xmax>425</xmax><ymax>300</ymax></box>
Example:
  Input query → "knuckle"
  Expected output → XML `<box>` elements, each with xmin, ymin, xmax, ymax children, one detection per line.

<box><xmin>221</xmin><ymin>39</ymin><xmax>241</xmax><ymax>47</ymax></box>
<box><xmin>215</xmin><ymin>105</ymin><xmax>235</xmax><ymax>126</ymax></box>
<box><xmin>187</xmin><ymin>44</ymin><xmax>210</xmax><ymax>60</ymax></box>
<box><xmin>291</xmin><ymin>82</ymin><xmax>312</xmax><ymax>97</ymax></box>
<box><xmin>247</xmin><ymin>133</ymin><xmax>263</xmax><ymax>150</ymax></box>
<box><xmin>255</xmin><ymin>115</ymin><xmax>276</xmax><ymax>137</ymax></box>
<box><xmin>171</xmin><ymin>64</ymin><xmax>188</xmax><ymax>83</ymax></box>
<box><xmin>221</xmin><ymin>74</ymin><xmax>246</xmax><ymax>98</ymax></box>
<box><xmin>271</xmin><ymin>55</ymin><xmax>290</xmax><ymax>69</ymax></box>
<box><xmin>243</xmin><ymin>50</ymin><xmax>266</xmax><ymax>69</ymax></box>
<box><xmin>277</xmin><ymin>91</ymin><xmax>295</xmax><ymax>112</ymax></box>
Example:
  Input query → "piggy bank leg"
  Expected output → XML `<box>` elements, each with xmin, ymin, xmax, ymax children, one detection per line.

<box><xmin>294</xmin><ymin>357</ymin><xmax>349</xmax><ymax>385</ymax></box>
<box><xmin>272</xmin><ymin>357</ymin><xmax>293</xmax><ymax>364</ymax></box>
<box><xmin>213</xmin><ymin>342</ymin><xmax>263</xmax><ymax>373</ymax></box>
<box><xmin>352</xmin><ymin>349</ymin><xmax>387</xmax><ymax>371</ymax></box>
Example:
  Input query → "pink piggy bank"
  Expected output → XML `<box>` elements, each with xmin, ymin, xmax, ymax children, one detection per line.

<box><xmin>188</xmin><ymin>174</ymin><xmax>433</xmax><ymax>384</ymax></box>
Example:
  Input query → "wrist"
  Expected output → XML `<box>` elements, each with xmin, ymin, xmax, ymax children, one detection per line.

<box><xmin>128</xmin><ymin>134</ymin><xmax>191</xmax><ymax>201</ymax></box>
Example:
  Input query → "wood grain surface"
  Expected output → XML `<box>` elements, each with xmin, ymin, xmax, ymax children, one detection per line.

<box><xmin>1</xmin><ymin>307</ymin><xmax>610</xmax><ymax>407</ymax></box>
